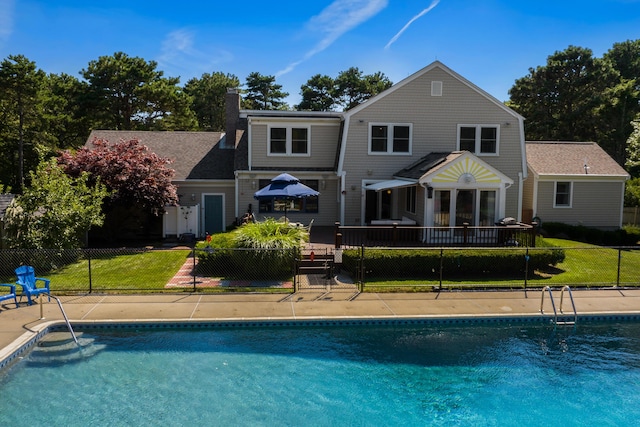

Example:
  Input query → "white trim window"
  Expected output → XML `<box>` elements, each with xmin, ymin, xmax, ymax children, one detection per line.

<box><xmin>457</xmin><ymin>125</ymin><xmax>499</xmax><ymax>155</ymax></box>
<box><xmin>369</xmin><ymin>123</ymin><xmax>412</xmax><ymax>155</ymax></box>
<box><xmin>554</xmin><ymin>181</ymin><xmax>572</xmax><ymax>208</ymax></box>
<box><xmin>268</xmin><ymin>125</ymin><xmax>310</xmax><ymax>156</ymax></box>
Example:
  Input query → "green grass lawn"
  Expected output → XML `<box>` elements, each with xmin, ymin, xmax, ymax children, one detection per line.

<box><xmin>362</xmin><ymin>238</ymin><xmax>640</xmax><ymax>291</ymax></box>
<box><xmin>44</xmin><ymin>249</ymin><xmax>191</xmax><ymax>292</ymax></box>
<box><xmin>4</xmin><ymin>238</ymin><xmax>637</xmax><ymax>294</ymax></box>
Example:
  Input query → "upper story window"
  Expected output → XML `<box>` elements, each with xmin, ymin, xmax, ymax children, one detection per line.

<box><xmin>369</xmin><ymin>123</ymin><xmax>412</xmax><ymax>155</ymax></box>
<box><xmin>268</xmin><ymin>125</ymin><xmax>310</xmax><ymax>156</ymax></box>
<box><xmin>457</xmin><ymin>125</ymin><xmax>499</xmax><ymax>155</ymax></box>
<box><xmin>554</xmin><ymin>181</ymin><xmax>572</xmax><ymax>208</ymax></box>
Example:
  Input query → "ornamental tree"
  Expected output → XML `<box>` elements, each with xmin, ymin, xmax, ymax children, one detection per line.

<box><xmin>58</xmin><ymin>138</ymin><xmax>178</xmax><ymax>214</ymax></box>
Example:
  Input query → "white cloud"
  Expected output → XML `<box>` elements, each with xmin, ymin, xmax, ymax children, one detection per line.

<box><xmin>277</xmin><ymin>0</ymin><xmax>388</xmax><ymax>76</ymax></box>
<box><xmin>0</xmin><ymin>0</ymin><xmax>15</xmax><ymax>43</ymax></box>
<box><xmin>157</xmin><ymin>29</ymin><xmax>233</xmax><ymax>78</ymax></box>
<box><xmin>385</xmin><ymin>0</ymin><xmax>440</xmax><ymax>50</ymax></box>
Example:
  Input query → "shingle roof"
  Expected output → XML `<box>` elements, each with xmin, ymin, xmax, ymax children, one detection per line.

<box><xmin>394</xmin><ymin>152</ymin><xmax>459</xmax><ymax>179</ymax></box>
<box><xmin>86</xmin><ymin>130</ymin><xmax>234</xmax><ymax>180</ymax></box>
<box><xmin>526</xmin><ymin>141</ymin><xmax>628</xmax><ymax>177</ymax></box>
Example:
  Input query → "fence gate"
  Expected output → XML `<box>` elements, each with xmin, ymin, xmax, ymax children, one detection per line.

<box><xmin>294</xmin><ymin>248</ymin><xmax>358</xmax><ymax>297</ymax></box>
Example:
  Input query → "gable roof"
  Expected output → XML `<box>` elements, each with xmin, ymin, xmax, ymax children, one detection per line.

<box><xmin>365</xmin><ymin>151</ymin><xmax>514</xmax><ymax>191</ymax></box>
<box><xmin>343</xmin><ymin>61</ymin><xmax>524</xmax><ymax>121</ymax></box>
<box><xmin>526</xmin><ymin>141</ymin><xmax>629</xmax><ymax>178</ymax></box>
<box><xmin>86</xmin><ymin>130</ymin><xmax>234</xmax><ymax>180</ymax></box>
<box><xmin>337</xmin><ymin>61</ymin><xmax>526</xmax><ymax>173</ymax></box>
<box><xmin>418</xmin><ymin>151</ymin><xmax>514</xmax><ymax>186</ymax></box>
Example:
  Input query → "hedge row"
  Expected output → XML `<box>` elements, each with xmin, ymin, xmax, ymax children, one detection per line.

<box><xmin>195</xmin><ymin>247</ymin><xmax>297</xmax><ymax>280</ymax></box>
<box><xmin>341</xmin><ymin>246</ymin><xmax>565</xmax><ymax>279</ymax></box>
<box><xmin>541</xmin><ymin>222</ymin><xmax>640</xmax><ymax>246</ymax></box>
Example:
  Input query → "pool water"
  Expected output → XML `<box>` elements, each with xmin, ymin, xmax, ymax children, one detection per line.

<box><xmin>2</xmin><ymin>322</ymin><xmax>640</xmax><ymax>426</ymax></box>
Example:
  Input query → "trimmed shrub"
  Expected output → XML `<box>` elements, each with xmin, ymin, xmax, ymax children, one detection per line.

<box><xmin>195</xmin><ymin>219</ymin><xmax>307</xmax><ymax>279</ymax></box>
<box><xmin>341</xmin><ymin>246</ymin><xmax>565</xmax><ymax>279</ymax></box>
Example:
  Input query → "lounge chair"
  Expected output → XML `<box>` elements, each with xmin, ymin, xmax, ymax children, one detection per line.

<box><xmin>15</xmin><ymin>265</ymin><xmax>50</xmax><ymax>305</ymax></box>
<box><xmin>0</xmin><ymin>283</ymin><xmax>18</xmax><ymax>309</ymax></box>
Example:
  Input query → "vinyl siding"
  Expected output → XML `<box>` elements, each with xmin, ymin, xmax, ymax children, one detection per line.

<box><xmin>341</xmin><ymin>67</ymin><xmax>524</xmax><ymax>224</ymax></box>
<box><xmin>174</xmin><ymin>182</ymin><xmax>236</xmax><ymax>232</ymax></box>
<box><xmin>250</xmin><ymin>122</ymin><xmax>340</xmax><ymax>170</ymax></box>
<box><xmin>534</xmin><ymin>180</ymin><xmax>624</xmax><ymax>228</ymax></box>
<box><xmin>235</xmin><ymin>176</ymin><xmax>339</xmax><ymax>227</ymax></box>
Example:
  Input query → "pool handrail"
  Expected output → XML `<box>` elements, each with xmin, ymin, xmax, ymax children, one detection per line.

<box><xmin>559</xmin><ymin>285</ymin><xmax>578</xmax><ymax>325</ymax></box>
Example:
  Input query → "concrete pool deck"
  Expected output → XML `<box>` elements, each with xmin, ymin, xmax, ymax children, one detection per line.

<box><xmin>3</xmin><ymin>288</ymin><xmax>640</xmax><ymax>360</ymax></box>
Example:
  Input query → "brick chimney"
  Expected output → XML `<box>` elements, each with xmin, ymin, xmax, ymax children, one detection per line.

<box><xmin>224</xmin><ymin>88</ymin><xmax>241</xmax><ymax>149</ymax></box>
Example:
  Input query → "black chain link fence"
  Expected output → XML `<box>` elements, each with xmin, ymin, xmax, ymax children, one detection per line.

<box><xmin>0</xmin><ymin>245</ymin><xmax>638</xmax><ymax>296</ymax></box>
<box><xmin>337</xmin><ymin>245</ymin><xmax>640</xmax><ymax>291</ymax></box>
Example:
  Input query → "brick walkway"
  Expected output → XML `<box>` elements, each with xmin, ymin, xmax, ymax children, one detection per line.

<box><xmin>164</xmin><ymin>255</ymin><xmax>293</xmax><ymax>289</ymax></box>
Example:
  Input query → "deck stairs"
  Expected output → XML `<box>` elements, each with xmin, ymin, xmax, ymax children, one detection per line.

<box><xmin>297</xmin><ymin>250</ymin><xmax>334</xmax><ymax>278</ymax></box>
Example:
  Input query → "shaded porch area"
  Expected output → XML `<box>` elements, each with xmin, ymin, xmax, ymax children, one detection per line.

<box><xmin>334</xmin><ymin>222</ymin><xmax>536</xmax><ymax>248</ymax></box>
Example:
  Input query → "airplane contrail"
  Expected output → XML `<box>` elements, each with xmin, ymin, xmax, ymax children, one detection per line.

<box><xmin>277</xmin><ymin>0</ymin><xmax>388</xmax><ymax>76</ymax></box>
<box><xmin>385</xmin><ymin>0</ymin><xmax>440</xmax><ymax>50</ymax></box>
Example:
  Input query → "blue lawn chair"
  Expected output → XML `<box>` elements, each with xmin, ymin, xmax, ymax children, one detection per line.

<box><xmin>15</xmin><ymin>265</ymin><xmax>50</xmax><ymax>305</ymax></box>
<box><xmin>0</xmin><ymin>283</ymin><xmax>18</xmax><ymax>309</ymax></box>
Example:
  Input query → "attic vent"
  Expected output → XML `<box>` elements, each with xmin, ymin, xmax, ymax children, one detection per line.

<box><xmin>431</xmin><ymin>81</ymin><xmax>443</xmax><ymax>96</ymax></box>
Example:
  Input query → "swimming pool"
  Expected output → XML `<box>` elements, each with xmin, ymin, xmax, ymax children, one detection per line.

<box><xmin>2</xmin><ymin>320</ymin><xmax>640</xmax><ymax>426</ymax></box>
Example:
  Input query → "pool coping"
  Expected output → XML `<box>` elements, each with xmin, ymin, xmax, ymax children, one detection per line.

<box><xmin>4</xmin><ymin>310</ymin><xmax>640</xmax><ymax>372</ymax></box>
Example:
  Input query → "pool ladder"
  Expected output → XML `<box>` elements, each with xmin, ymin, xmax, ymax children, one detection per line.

<box><xmin>540</xmin><ymin>286</ymin><xmax>577</xmax><ymax>327</ymax></box>
<box><xmin>40</xmin><ymin>293</ymin><xmax>79</xmax><ymax>346</ymax></box>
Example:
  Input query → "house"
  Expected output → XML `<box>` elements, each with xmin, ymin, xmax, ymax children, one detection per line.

<box><xmin>85</xmin><ymin>129</ymin><xmax>236</xmax><ymax>238</ymax></box>
<box><xmin>85</xmin><ymin>61</ymin><xmax>627</xmax><ymax>241</ymax></box>
<box><xmin>234</xmin><ymin>61</ymin><xmax>527</xmax><ymax>236</ymax></box>
<box><xmin>524</xmin><ymin>141</ymin><xmax>629</xmax><ymax>230</ymax></box>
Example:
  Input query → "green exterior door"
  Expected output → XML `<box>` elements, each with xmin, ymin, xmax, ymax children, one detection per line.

<box><xmin>204</xmin><ymin>194</ymin><xmax>224</xmax><ymax>234</ymax></box>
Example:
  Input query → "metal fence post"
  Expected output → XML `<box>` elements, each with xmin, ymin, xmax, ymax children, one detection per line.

<box><xmin>524</xmin><ymin>247</ymin><xmax>529</xmax><ymax>290</ymax></box>
<box><xmin>192</xmin><ymin>247</ymin><xmax>197</xmax><ymax>291</ymax></box>
<box><xmin>293</xmin><ymin>248</ymin><xmax>298</xmax><ymax>293</ymax></box>
<box><xmin>87</xmin><ymin>249</ymin><xmax>93</xmax><ymax>293</ymax></box>
<box><xmin>359</xmin><ymin>244</ymin><xmax>365</xmax><ymax>292</ymax></box>
<box><xmin>617</xmin><ymin>247</ymin><xmax>622</xmax><ymax>288</ymax></box>
<box><xmin>439</xmin><ymin>247</ymin><xmax>444</xmax><ymax>291</ymax></box>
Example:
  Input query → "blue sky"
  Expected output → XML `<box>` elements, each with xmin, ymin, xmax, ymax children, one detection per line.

<box><xmin>1</xmin><ymin>0</ymin><xmax>640</xmax><ymax>106</ymax></box>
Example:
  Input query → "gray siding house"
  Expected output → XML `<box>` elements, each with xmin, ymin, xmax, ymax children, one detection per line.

<box><xmin>87</xmin><ymin>61</ymin><xmax>627</xmax><ymax>239</ymax></box>
<box><xmin>524</xmin><ymin>141</ymin><xmax>629</xmax><ymax>230</ymax></box>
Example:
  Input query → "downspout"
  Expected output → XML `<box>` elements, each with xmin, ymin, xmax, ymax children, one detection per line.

<box><xmin>234</xmin><ymin>170</ymin><xmax>239</xmax><ymax>221</ymax></box>
<box><xmin>337</xmin><ymin>115</ymin><xmax>350</xmax><ymax>226</ymax></box>
<box><xmin>619</xmin><ymin>180</ymin><xmax>627</xmax><ymax>229</ymax></box>
<box><xmin>247</xmin><ymin>117</ymin><xmax>253</xmax><ymax>171</ymax></box>
<box><xmin>339</xmin><ymin>171</ymin><xmax>346</xmax><ymax>225</ymax></box>
<box><xmin>517</xmin><ymin>172</ymin><xmax>523</xmax><ymax>222</ymax></box>
<box><xmin>420</xmin><ymin>182</ymin><xmax>429</xmax><ymax>241</ymax></box>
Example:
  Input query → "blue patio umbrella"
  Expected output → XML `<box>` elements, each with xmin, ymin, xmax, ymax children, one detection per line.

<box><xmin>254</xmin><ymin>173</ymin><xmax>319</xmax><ymax>220</ymax></box>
